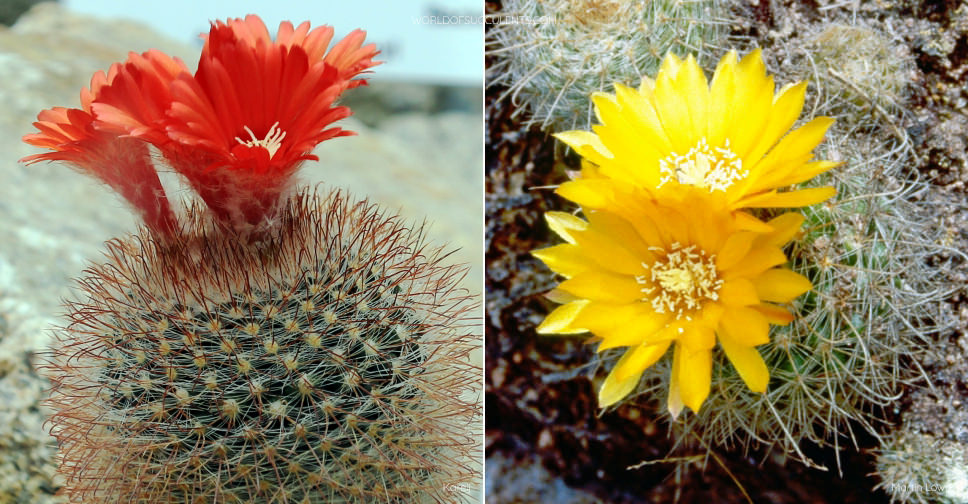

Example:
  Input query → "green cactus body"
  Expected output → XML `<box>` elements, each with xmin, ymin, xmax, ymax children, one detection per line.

<box><xmin>487</xmin><ymin>0</ymin><xmax>727</xmax><ymax>131</ymax></box>
<box><xmin>46</xmin><ymin>190</ymin><xmax>480</xmax><ymax>503</ymax></box>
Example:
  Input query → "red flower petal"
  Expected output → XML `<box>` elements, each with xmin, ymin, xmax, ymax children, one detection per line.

<box><xmin>91</xmin><ymin>49</ymin><xmax>189</xmax><ymax>144</ymax></box>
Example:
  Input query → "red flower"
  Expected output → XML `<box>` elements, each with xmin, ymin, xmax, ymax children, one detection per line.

<box><xmin>22</xmin><ymin>66</ymin><xmax>178</xmax><ymax>237</ymax></box>
<box><xmin>24</xmin><ymin>15</ymin><xmax>378</xmax><ymax>237</ymax></box>
<box><xmin>106</xmin><ymin>15</ymin><xmax>378</xmax><ymax>233</ymax></box>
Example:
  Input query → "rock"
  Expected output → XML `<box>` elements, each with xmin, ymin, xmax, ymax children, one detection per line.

<box><xmin>0</xmin><ymin>0</ymin><xmax>44</xmax><ymax>27</ymax></box>
<box><xmin>486</xmin><ymin>453</ymin><xmax>601</xmax><ymax>504</ymax></box>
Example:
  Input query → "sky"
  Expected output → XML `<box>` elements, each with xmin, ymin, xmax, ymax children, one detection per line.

<box><xmin>63</xmin><ymin>0</ymin><xmax>483</xmax><ymax>85</ymax></box>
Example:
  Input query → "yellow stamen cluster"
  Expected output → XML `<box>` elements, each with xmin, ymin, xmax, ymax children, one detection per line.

<box><xmin>658</xmin><ymin>138</ymin><xmax>745</xmax><ymax>192</ymax></box>
<box><xmin>637</xmin><ymin>243</ymin><xmax>722</xmax><ymax>319</ymax></box>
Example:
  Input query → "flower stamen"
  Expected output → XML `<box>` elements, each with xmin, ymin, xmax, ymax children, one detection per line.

<box><xmin>658</xmin><ymin>138</ymin><xmax>746</xmax><ymax>192</ymax></box>
<box><xmin>235</xmin><ymin>121</ymin><xmax>286</xmax><ymax>158</ymax></box>
<box><xmin>636</xmin><ymin>242</ymin><xmax>722</xmax><ymax>319</ymax></box>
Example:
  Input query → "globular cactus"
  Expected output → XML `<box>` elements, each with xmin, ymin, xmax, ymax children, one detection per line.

<box><xmin>46</xmin><ymin>190</ymin><xmax>480</xmax><ymax>503</ymax></box>
<box><xmin>486</xmin><ymin>0</ymin><xmax>727</xmax><ymax>131</ymax></box>
<box><xmin>874</xmin><ymin>431</ymin><xmax>968</xmax><ymax>504</ymax></box>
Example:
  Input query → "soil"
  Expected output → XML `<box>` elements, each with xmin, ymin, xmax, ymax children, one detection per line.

<box><xmin>485</xmin><ymin>0</ymin><xmax>968</xmax><ymax>502</ymax></box>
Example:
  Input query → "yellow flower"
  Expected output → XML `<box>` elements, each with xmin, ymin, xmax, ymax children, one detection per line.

<box><xmin>554</xmin><ymin>49</ymin><xmax>840</xmax><ymax>211</ymax></box>
<box><xmin>533</xmin><ymin>182</ymin><xmax>811</xmax><ymax>417</ymax></box>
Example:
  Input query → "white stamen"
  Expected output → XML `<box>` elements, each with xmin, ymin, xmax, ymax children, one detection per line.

<box><xmin>635</xmin><ymin>242</ymin><xmax>723</xmax><ymax>319</ymax></box>
<box><xmin>657</xmin><ymin>138</ymin><xmax>746</xmax><ymax>192</ymax></box>
<box><xmin>235</xmin><ymin>121</ymin><xmax>286</xmax><ymax>158</ymax></box>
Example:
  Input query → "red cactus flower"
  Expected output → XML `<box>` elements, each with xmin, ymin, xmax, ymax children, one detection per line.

<box><xmin>95</xmin><ymin>15</ymin><xmax>379</xmax><ymax>234</ymax></box>
<box><xmin>22</xmin><ymin>66</ymin><xmax>178</xmax><ymax>237</ymax></box>
<box><xmin>24</xmin><ymin>15</ymin><xmax>377</xmax><ymax>237</ymax></box>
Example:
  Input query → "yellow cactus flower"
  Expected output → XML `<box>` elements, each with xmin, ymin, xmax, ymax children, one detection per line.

<box><xmin>555</xmin><ymin>49</ymin><xmax>840</xmax><ymax>210</ymax></box>
<box><xmin>533</xmin><ymin>182</ymin><xmax>811</xmax><ymax>417</ymax></box>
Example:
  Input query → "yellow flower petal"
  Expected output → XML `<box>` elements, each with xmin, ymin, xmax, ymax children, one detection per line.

<box><xmin>716</xmin><ymin>231</ymin><xmax>756</xmax><ymax>271</ymax></box>
<box><xmin>591</xmin><ymin>122</ymin><xmax>661</xmax><ymax>187</ymax></box>
<box><xmin>733</xmin><ymin>211</ymin><xmax>775</xmax><ymax>233</ymax></box>
<box><xmin>775</xmin><ymin>116</ymin><xmax>836</xmax><ymax>159</ymax></box>
<box><xmin>775</xmin><ymin>160</ymin><xmax>843</xmax><ymax>187</ymax></box>
<box><xmin>536</xmin><ymin>300</ymin><xmax>590</xmax><ymax>334</ymax></box>
<box><xmin>667</xmin><ymin>343</ymin><xmax>684</xmax><ymax>418</ymax></box>
<box><xmin>554</xmin><ymin>130</ymin><xmax>612</xmax><ymax>166</ymax></box>
<box><xmin>585</xmin><ymin>209</ymin><xmax>655</xmax><ymax>259</ymax></box>
<box><xmin>596</xmin><ymin>311</ymin><xmax>671</xmax><ymax>351</ymax></box>
<box><xmin>720</xmin><ymin>306</ymin><xmax>770</xmax><ymax>346</ymax></box>
<box><xmin>763</xmin><ymin>212</ymin><xmax>805</xmax><ymax>247</ymax></box>
<box><xmin>556</xmin><ymin>179</ymin><xmax>614</xmax><ymax>210</ymax></box>
<box><xmin>654</xmin><ymin>57</ymin><xmax>696</xmax><ymax>153</ymax></box>
<box><xmin>744</xmin><ymin>81</ymin><xmax>807</xmax><ymax>167</ymax></box>
<box><xmin>599</xmin><ymin>341</ymin><xmax>670</xmax><ymax>408</ymax></box>
<box><xmin>721</xmin><ymin>245</ymin><xmax>787</xmax><ymax>280</ymax></box>
<box><xmin>753</xmin><ymin>269</ymin><xmax>812</xmax><ymax>303</ymax></box>
<box><xmin>678</xmin><ymin>54</ymin><xmax>710</xmax><ymax>140</ymax></box>
<box><xmin>545</xmin><ymin>211</ymin><xmax>587</xmax><ymax>245</ymax></box>
<box><xmin>613</xmin><ymin>82</ymin><xmax>673</xmax><ymax>158</ymax></box>
<box><xmin>678</xmin><ymin>345</ymin><xmax>712</xmax><ymax>413</ymax></box>
<box><xmin>659</xmin><ymin>51</ymin><xmax>684</xmax><ymax>77</ymax></box>
<box><xmin>579</xmin><ymin>158</ymin><xmax>603</xmax><ymax>179</ymax></box>
<box><xmin>737</xmin><ymin>48</ymin><xmax>767</xmax><ymax>81</ymax></box>
<box><xmin>753</xmin><ymin>303</ymin><xmax>795</xmax><ymax>325</ymax></box>
<box><xmin>558</xmin><ymin>270</ymin><xmax>644</xmax><ymax>303</ymax></box>
<box><xmin>598</xmin><ymin>355</ymin><xmax>641</xmax><ymax>408</ymax></box>
<box><xmin>684</xmin><ymin>193</ymin><xmax>731</xmax><ymax>251</ymax></box>
<box><xmin>749</xmin><ymin>116</ymin><xmax>836</xmax><ymax>189</ymax></box>
<box><xmin>728</xmin><ymin>50</ymin><xmax>774</xmax><ymax>161</ymax></box>
<box><xmin>544</xmin><ymin>288</ymin><xmax>580</xmax><ymax>304</ymax></box>
<box><xmin>680</xmin><ymin>323</ymin><xmax>715</xmax><ymax>351</ymax></box>
<box><xmin>707</xmin><ymin>50</ymin><xmax>738</xmax><ymax>148</ymax></box>
<box><xmin>612</xmin><ymin>339</ymin><xmax>672</xmax><ymax>383</ymax></box>
<box><xmin>719</xmin><ymin>332</ymin><xmax>770</xmax><ymax>393</ymax></box>
<box><xmin>573</xmin><ymin>225</ymin><xmax>649</xmax><ymax>276</ymax></box>
<box><xmin>573</xmin><ymin>301</ymin><xmax>645</xmax><ymax>334</ymax></box>
<box><xmin>532</xmin><ymin>243</ymin><xmax>594</xmax><ymax>279</ymax></box>
<box><xmin>699</xmin><ymin>301</ymin><xmax>725</xmax><ymax>328</ymax></box>
<box><xmin>718</xmin><ymin>278</ymin><xmax>760</xmax><ymax>307</ymax></box>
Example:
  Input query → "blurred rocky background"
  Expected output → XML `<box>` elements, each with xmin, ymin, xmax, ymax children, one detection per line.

<box><xmin>0</xmin><ymin>2</ymin><xmax>481</xmax><ymax>502</ymax></box>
